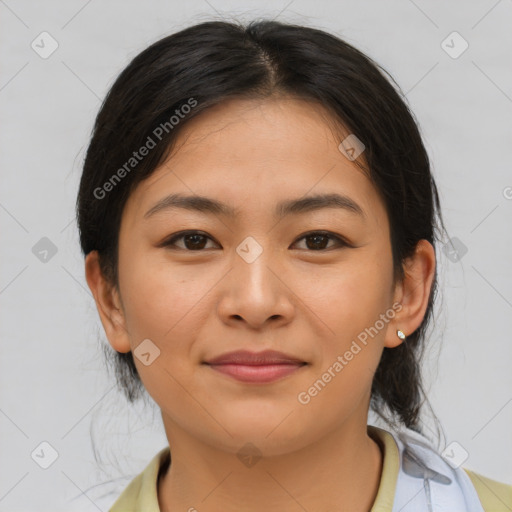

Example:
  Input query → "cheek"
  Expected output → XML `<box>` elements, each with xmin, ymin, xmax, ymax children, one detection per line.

<box><xmin>295</xmin><ymin>281</ymin><xmax>389</xmax><ymax>431</ymax></box>
<box><xmin>314</xmin><ymin>257</ymin><xmax>393</xmax><ymax>339</ymax></box>
<box><xmin>118</xmin><ymin>244</ymin><xmax>212</xmax><ymax>342</ymax></box>
<box><xmin>307</xmin><ymin>254</ymin><xmax>393</xmax><ymax>389</ymax></box>
<box><xmin>117</xmin><ymin>251</ymin><xmax>213</xmax><ymax>411</ymax></box>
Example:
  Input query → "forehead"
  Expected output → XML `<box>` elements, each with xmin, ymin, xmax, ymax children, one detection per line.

<box><xmin>123</xmin><ymin>97</ymin><xmax>388</xmax><ymax>229</ymax></box>
<box><xmin>164</xmin><ymin>96</ymin><xmax>348</xmax><ymax>169</ymax></box>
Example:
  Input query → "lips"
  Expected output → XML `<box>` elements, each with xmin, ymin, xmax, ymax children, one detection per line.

<box><xmin>204</xmin><ymin>349</ymin><xmax>306</xmax><ymax>366</ymax></box>
<box><xmin>203</xmin><ymin>350</ymin><xmax>307</xmax><ymax>384</ymax></box>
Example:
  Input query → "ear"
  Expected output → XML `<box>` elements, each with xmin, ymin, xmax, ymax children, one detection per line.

<box><xmin>84</xmin><ymin>251</ymin><xmax>131</xmax><ymax>353</ymax></box>
<box><xmin>385</xmin><ymin>239</ymin><xmax>436</xmax><ymax>349</ymax></box>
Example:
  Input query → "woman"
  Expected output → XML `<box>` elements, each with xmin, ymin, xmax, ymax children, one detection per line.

<box><xmin>77</xmin><ymin>19</ymin><xmax>511</xmax><ymax>511</ymax></box>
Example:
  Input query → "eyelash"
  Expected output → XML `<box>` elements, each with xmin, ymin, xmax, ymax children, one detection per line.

<box><xmin>161</xmin><ymin>230</ymin><xmax>351</xmax><ymax>252</ymax></box>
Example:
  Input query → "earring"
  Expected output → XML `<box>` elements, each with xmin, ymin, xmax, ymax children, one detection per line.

<box><xmin>397</xmin><ymin>329</ymin><xmax>406</xmax><ymax>340</ymax></box>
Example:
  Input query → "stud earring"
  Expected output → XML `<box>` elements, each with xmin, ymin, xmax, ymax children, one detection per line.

<box><xmin>397</xmin><ymin>330</ymin><xmax>406</xmax><ymax>340</ymax></box>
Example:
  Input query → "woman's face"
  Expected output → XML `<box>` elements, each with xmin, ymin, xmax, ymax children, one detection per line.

<box><xmin>109</xmin><ymin>97</ymin><xmax>404</xmax><ymax>455</ymax></box>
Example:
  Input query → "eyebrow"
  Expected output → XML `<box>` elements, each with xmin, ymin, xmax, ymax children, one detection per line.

<box><xmin>143</xmin><ymin>192</ymin><xmax>366</xmax><ymax>220</ymax></box>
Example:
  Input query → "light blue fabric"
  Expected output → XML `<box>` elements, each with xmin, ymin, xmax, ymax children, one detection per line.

<box><xmin>389</xmin><ymin>427</ymin><xmax>484</xmax><ymax>512</ymax></box>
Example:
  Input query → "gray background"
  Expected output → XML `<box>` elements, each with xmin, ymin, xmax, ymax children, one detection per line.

<box><xmin>1</xmin><ymin>0</ymin><xmax>511</xmax><ymax>510</ymax></box>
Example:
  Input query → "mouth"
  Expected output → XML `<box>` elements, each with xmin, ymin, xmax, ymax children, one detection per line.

<box><xmin>203</xmin><ymin>350</ymin><xmax>308</xmax><ymax>384</ymax></box>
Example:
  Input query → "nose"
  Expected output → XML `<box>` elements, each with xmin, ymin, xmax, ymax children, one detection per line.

<box><xmin>216</xmin><ymin>242</ymin><xmax>295</xmax><ymax>330</ymax></box>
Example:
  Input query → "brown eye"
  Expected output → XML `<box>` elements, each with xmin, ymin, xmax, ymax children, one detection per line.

<box><xmin>292</xmin><ymin>231</ymin><xmax>349</xmax><ymax>251</ymax></box>
<box><xmin>162</xmin><ymin>231</ymin><xmax>218</xmax><ymax>251</ymax></box>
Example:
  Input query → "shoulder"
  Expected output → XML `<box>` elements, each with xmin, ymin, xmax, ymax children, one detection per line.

<box><xmin>463</xmin><ymin>468</ymin><xmax>512</xmax><ymax>512</ymax></box>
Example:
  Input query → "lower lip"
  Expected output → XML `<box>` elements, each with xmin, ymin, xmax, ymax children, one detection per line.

<box><xmin>206</xmin><ymin>363</ymin><xmax>306</xmax><ymax>383</ymax></box>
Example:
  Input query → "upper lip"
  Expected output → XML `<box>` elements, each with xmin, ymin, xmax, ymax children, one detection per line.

<box><xmin>204</xmin><ymin>350</ymin><xmax>306</xmax><ymax>366</ymax></box>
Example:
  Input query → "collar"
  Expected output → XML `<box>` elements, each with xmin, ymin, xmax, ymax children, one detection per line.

<box><xmin>382</xmin><ymin>425</ymin><xmax>485</xmax><ymax>512</ymax></box>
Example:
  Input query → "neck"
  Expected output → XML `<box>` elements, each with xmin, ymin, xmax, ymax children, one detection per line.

<box><xmin>157</xmin><ymin>418</ymin><xmax>383</xmax><ymax>512</ymax></box>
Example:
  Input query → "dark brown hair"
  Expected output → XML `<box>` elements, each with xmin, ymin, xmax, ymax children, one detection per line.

<box><xmin>76</xmin><ymin>19</ymin><xmax>446</xmax><ymax>434</ymax></box>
